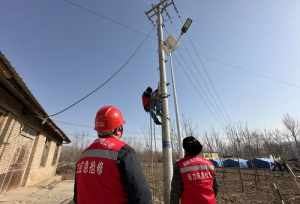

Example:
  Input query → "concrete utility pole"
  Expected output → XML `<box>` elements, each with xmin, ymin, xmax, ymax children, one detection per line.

<box><xmin>157</xmin><ymin>12</ymin><xmax>173</xmax><ymax>204</ymax></box>
<box><xmin>146</xmin><ymin>1</ymin><xmax>178</xmax><ymax>203</ymax></box>
<box><xmin>169</xmin><ymin>53</ymin><xmax>184</xmax><ymax>158</ymax></box>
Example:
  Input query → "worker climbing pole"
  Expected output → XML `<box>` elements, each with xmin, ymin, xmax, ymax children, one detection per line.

<box><xmin>145</xmin><ymin>1</ymin><xmax>175</xmax><ymax>203</ymax></box>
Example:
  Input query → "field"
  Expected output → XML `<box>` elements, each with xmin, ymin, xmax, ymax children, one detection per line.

<box><xmin>142</xmin><ymin>162</ymin><xmax>300</xmax><ymax>204</ymax></box>
<box><xmin>216</xmin><ymin>169</ymin><xmax>300</xmax><ymax>204</ymax></box>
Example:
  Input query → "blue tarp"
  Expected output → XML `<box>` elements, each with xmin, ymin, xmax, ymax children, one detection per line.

<box><xmin>210</xmin><ymin>159</ymin><xmax>223</xmax><ymax>168</ymax></box>
<box><xmin>247</xmin><ymin>158</ymin><xmax>274</xmax><ymax>169</ymax></box>
<box><xmin>223</xmin><ymin>158</ymin><xmax>248</xmax><ymax>168</ymax></box>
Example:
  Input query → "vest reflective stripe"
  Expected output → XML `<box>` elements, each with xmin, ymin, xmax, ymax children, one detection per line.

<box><xmin>177</xmin><ymin>156</ymin><xmax>216</xmax><ymax>204</ymax></box>
<box><xmin>80</xmin><ymin>149</ymin><xmax>118</xmax><ymax>161</ymax></box>
<box><xmin>180</xmin><ymin>164</ymin><xmax>215</xmax><ymax>173</ymax></box>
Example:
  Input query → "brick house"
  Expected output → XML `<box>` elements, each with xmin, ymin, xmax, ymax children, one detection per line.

<box><xmin>0</xmin><ymin>53</ymin><xmax>71</xmax><ymax>192</ymax></box>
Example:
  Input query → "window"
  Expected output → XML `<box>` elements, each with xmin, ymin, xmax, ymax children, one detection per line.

<box><xmin>52</xmin><ymin>143</ymin><xmax>59</xmax><ymax>165</ymax></box>
<box><xmin>21</xmin><ymin>126</ymin><xmax>37</xmax><ymax>139</ymax></box>
<box><xmin>40</xmin><ymin>138</ymin><xmax>51</xmax><ymax>167</ymax></box>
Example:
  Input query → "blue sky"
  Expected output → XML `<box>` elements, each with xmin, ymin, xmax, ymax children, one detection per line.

<box><xmin>1</xmin><ymin>0</ymin><xmax>300</xmax><ymax>142</ymax></box>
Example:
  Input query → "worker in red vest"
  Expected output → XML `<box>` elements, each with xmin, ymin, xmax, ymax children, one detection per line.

<box><xmin>171</xmin><ymin>136</ymin><xmax>218</xmax><ymax>204</ymax></box>
<box><xmin>73</xmin><ymin>105</ymin><xmax>151</xmax><ymax>204</ymax></box>
<box><xmin>142</xmin><ymin>86</ymin><xmax>161</xmax><ymax>125</ymax></box>
<box><xmin>142</xmin><ymin>87</ymin><xmax>152</xmax><ymax>112</ymax></box>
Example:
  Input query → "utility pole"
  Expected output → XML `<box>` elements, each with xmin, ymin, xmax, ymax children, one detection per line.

<box><xmin>146</xmin><ymin>1</ymin><xmax>178</xmax><ymax>203</ymax></box>
<box><xmin>169</xmin><ymin>53</ymin><xmax>184</xmax><ymax>158</ymax></box>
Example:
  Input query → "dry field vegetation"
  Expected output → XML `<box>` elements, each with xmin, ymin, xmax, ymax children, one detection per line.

<box><xmin>141</xmin><ymin>162</ymin><xmax>300</xmax><ymax>204</ymax></box>
<box><xmin>216</xmin><ymin>168</ymin><xmax>300</xmax><ymax>204</ymax></box>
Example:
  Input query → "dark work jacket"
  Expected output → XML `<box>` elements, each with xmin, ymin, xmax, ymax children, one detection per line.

<box><xmin>74</xmin><ymin>144</ymin><xmax>152</xmax><ymax>204</ymax></box>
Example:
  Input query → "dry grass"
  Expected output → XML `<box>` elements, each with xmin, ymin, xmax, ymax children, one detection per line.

<box><xmin>216</xmin><ymin>168</ymin><xmax>300</xmax><ymax>204</ymax></box>
<box><xmin>143</xmin><ymin>163</ymin><xmax>300</xmax><ymax>204</ymax></box>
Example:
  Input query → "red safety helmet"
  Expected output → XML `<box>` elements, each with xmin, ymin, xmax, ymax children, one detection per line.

<box><xmin>95</xmin><ymin>105</ymin><xmax>125</xmax><ymax>133</ymax></box>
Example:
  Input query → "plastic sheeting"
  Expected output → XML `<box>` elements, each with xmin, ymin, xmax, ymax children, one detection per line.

<box><xmin>210</xmin><ymin>159</ymin><xmax>223</xmax><ymax>168</ymax></box>
<box><xmin>223</xmin><ymin>158</ymin><xmax>248</xmax><ymax>168</ymax></box>
<box><xmin>247</xmin><ymin>158</ymin><xmax>275</xmax><ymax>169</ymax></box>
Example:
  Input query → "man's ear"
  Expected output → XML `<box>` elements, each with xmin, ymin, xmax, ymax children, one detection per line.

<box><xmin>114</xmin><ymin>126</ymin><xmax>123</xmax><ymax>138</ymax></box>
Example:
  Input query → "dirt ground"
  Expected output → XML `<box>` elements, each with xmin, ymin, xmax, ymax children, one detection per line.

<box><xmin>0</xmin><ymin>180</ymin><xmax>74</xmax><ymax>204</ymax></box>
<box><xmin>216</xmin><ymin>169</ymin><xmax>300</xmax><ymax>204</ymax></box>
<box><xmin>142</xmin><ymin>162</ymin><xmax>300</xmax><ymax>204</ymax></box>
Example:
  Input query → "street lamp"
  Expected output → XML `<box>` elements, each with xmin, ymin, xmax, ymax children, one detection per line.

<box><xmin>162</xmin><ymin>18</ymin><xmax>193</xmax><ymax>54</ymax></box>
<box><xmin>181</xmin><ymin>18</ymin><xmax>193</xmax><ymax>35</ymax></box>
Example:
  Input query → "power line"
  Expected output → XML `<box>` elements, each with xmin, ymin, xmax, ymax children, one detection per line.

<box><xmin>54</xmin><ymin>119</ymin><xmax>148</xmax><ymax>135</ymax></box>
<box><xmin>63</xmin><ymin>0</ymin><xmax>150</xmax><ymax>36</ymax></box>
<box><xmin>202</xmin><ymin>56</ymin><xmax>300</xmax><ymax>90</ymax></box>
<box><xmin>48</xmin><ymin>29</ymin><xmax>153</xmax><ymax>117</ymax></box>
<box><xmin>53</xmin><ymin>119</ymin><xmax>92</xmax><ymax>128</ymax></box>
<box><xmin>173</xmin><ymin>53</ymin><xmax>226</xmax><ymax>128</ymax></box>
<box><xmin>174</xmin><ymin>11</ymin><xmax>300</xmax><ymax>90</ymax></box>
<box><xmin>187</xmin><ymin>38</ymin><xmax>232</xmax><ymax>122</ymax></box>
<box><xmin>183</xmin><ymin>41</ymin><xmax>232</xmax><ymax>123</ymax></box>
<box><xmin>179</xmin><ymin>45</ymin><xmax>230</xmax><ymax>126</ymax></box>
<box><xmin>176</xmin><ymin>48</ymin><xmax>229</xmax><ymax>126</ymax></box>
<box><xmin>171</xmin><ymin>14</ymin><xmax>231</xmax><ymax>125</ymax></box>
<box><xmin>163</xmin><ymin>23</ymin><xmax>230</xmax><ymax>127</ymax></box>
<box><xmin>176</xmin><ymin>54</ymin><xmax>226</xmax><ymax>128</ymax></box>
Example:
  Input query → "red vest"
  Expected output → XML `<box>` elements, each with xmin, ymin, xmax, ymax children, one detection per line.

<box><xmin>142</xmin><ymin>95</ymin><xmax>151</xmax><ymax>112</ymax></box>
<box><xmin>75</xmin><ymin>137</ymin><xmax>128</xmax><ymax>204</ymax></box>
<box><xmin>177</xmin><ymin>156</ymin><xmax>216</xmax><ymax>204</ymax></box>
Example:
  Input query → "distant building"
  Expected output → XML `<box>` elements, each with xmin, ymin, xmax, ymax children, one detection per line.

<box><xmin>202</xmin><ymin>152</ymin><xmax>219</xmax><ymax>160</ymax></box>
<box><xmin>0</xmin><ymin>53</ymin><xmax>70</xmax><ymax>192</ymax></box>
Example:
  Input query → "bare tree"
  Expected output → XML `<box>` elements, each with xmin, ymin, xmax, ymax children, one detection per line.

<box><xmin>59</xmin><ymin>132</ymin><xmax>88</xmax><ymax>163</ymax></box>
<box><xmin>211</xmin><ymin>130</ymin><xmax>226</xmax><ymax>155</ymax></box>
<box><xmin>182</xmin><ymin>117</ymin><xmax>194</xmax><ymax>137</ymax></box>
<box><xmin>282</xmin><ymin>114</ymin><xmax>300</xmax><ymax>159</ymax></box>
<box><xmin>203</xmin><ymin>131</ymin><xmax>214</xmax><ymax>152</ymax></box>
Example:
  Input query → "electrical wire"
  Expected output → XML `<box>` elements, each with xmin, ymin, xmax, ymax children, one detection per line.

<box><xmin>181</xmin><ymin>43</ymin><xmax>231</xmax><ymax>125</ymax></box>
<box><xmin>172</xmin><ymin>10</ymin><xmax>300</xmax><ymax>135</ymax></box>
<box><xmin>54</xmin><ymin>119</ymin><xmax>148</xmax><ymax>135</ymax></box>
<box><xmin>175</xmin><ymin>12</ymin><xmax>300</xmax><ymax>90</ymax></box>
<box><xmin>202</xmin><ymin>56</ymin><xmax>300</xmax><ymax>89</ymax></box>
<box><xmin>163</xmin><ymin>24</ymin><xmax>230</xmax><ymax>127</ymax></box>
<box><xmin>173</xmin><ymin>53</ymin><xmax>226</xmax><ymax>128</ymax></box>
<box><xmin>61</xmin><ymin>0</ymin><xmax>227</xmax><ymax>128</ymax></box>
<box><xmin>187</xmin><ymin>39</ymin><xmax>232</xmax><ymax>122</ymax></box>
<box><xmin>176</xmin><ymin>49</ymin><xmax>228</xmax><ymax>127</ymax></box>
<box><xmin>53</xmin><ymin>119</ymin><xmax>92</xmax><ymax>128</ymax></box>
<box><xmin>48</xmin><ymin>29</ymin><xmax>153</xmax><ymax>117</ymax></box>
<box><xmin>179</xmin><ymin>46</ymin><xmax>229</xmax><ymax>126</ymax></box>
<box><xmin>171</xmin><ymin>15</ymin><xmax>231</xmax><ymax>126</ymax></box>
<box><xmin>63</xmin><ymin>0</ymin><xmax>150</xmax><ymax>36</ymax></box>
